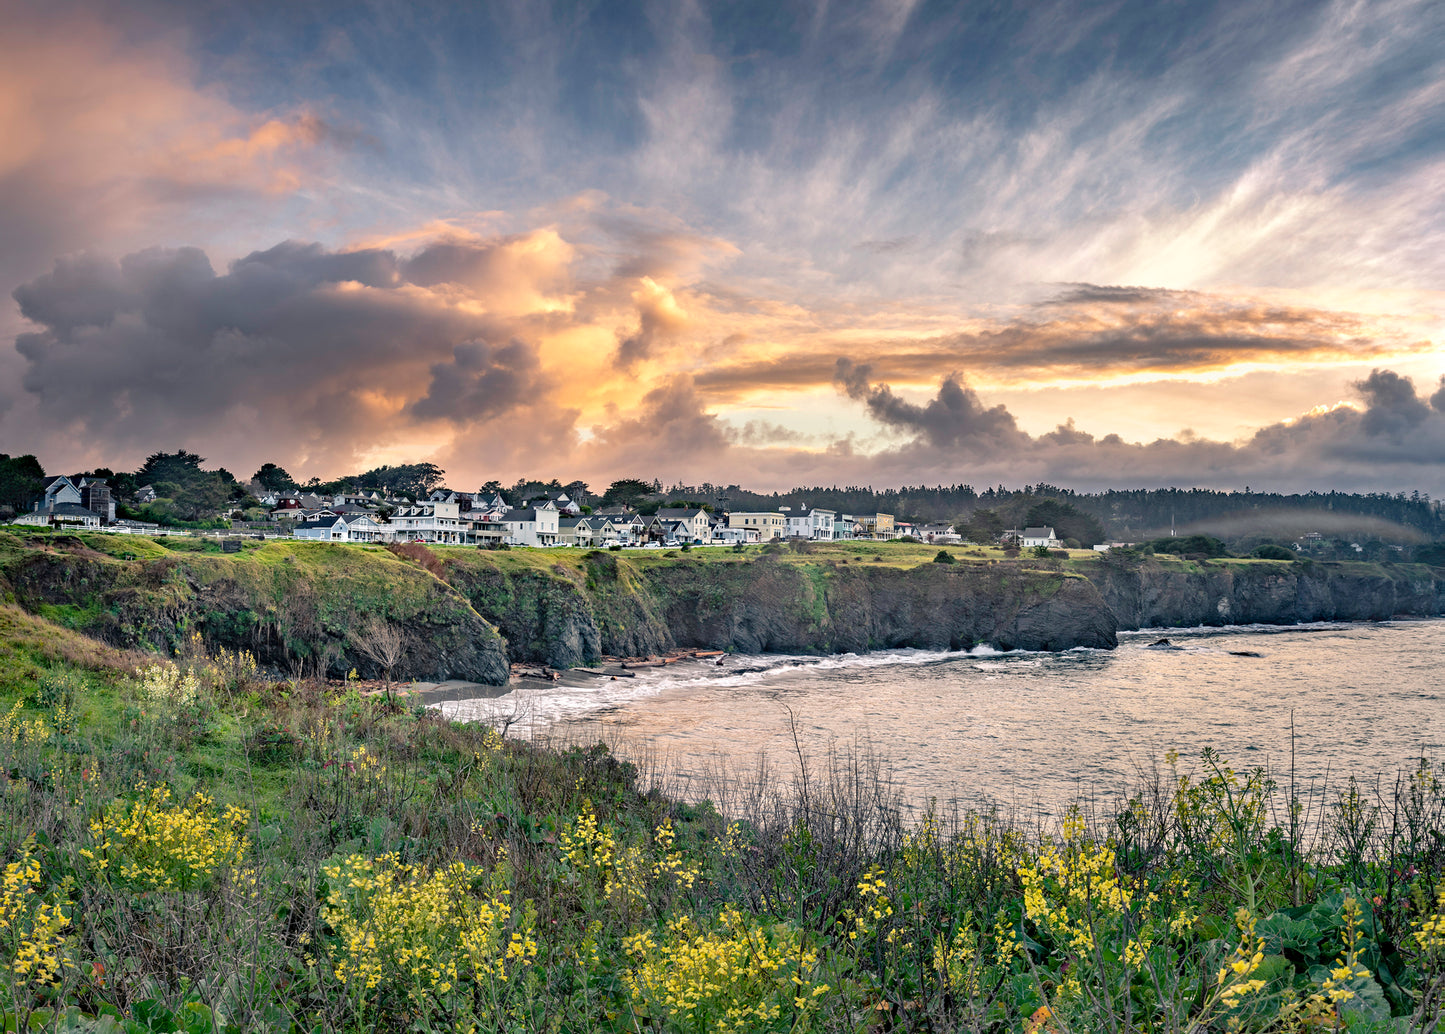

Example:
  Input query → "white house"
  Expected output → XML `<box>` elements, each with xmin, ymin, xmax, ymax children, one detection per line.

<box><xmin>728</xmin><ymin>512</ymin><xmax>786</xmax><ymax>541</ymax></box>
<box><xmin>653</xmin><ymin>507</ymin><xmax>712</xmax><ymax>542</ymax></box>
<box><xmin>14</xmin><ymin>502</ymin><xmax>103</xmax><ymax>530</ymax></box>
<box><xmin>920</xmin><ymin>523</ymin><xmax>962</xmax><ymax>544</ymax></box>
<box><xmin>293</xmin><ymin>513</ymin><xmax>388</xmax><ymax>543</ymax></box>
<box><xmin>1021</xmin><ymin>526</ymin><xmax>1062</xmax><ymax>549</ymax></box>
<box><xmin>388</xmin><ymin>501</ymin><xmax>464</xmax><ymax>543</ymax></box>
<box><xmin>501</xmin><ymin>506</ymin><xmax>560</xmax><ymax>546</ymax></box>
<box><xmin>785</xmin><ymin>507</ymin><xmax>837</xmax><ymax>540</ymax></box>
<box><xmin>715</xmin><ymin>525</ymin><xmax>759</xmax><ymax>545</ymax></box>
<box><xmin>541</xmin><ymin>491</ymin><xmax>581</xmax><ymax>516</ymax></box>
<box><xmin>33</xmin><ymin>476</ymin><xmax>82</xmax><ymax>511</ymax></box>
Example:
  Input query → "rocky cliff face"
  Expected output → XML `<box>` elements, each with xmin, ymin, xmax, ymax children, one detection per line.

<box><xmin>4</xmin><ymin>532</ymin><xmax>1441</xmax><ymax>685</ymax></box>
<box><xmin>0</xmin><ymin>535</ymin><xmax>510</xmax><ymax>684</ymax></box>
<box><xmin>1080</xmin><ymin>558</ymin><xmax>1445</xmax><ymax>629</ymax></box>
<box><xmin>446</xmin><ymin>552</ymin><xmax>1120</xmax><ymax>666</ymax></box>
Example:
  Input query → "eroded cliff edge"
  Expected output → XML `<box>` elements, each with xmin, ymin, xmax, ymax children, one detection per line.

<box><xmin>3</xmin><ymin>531</ymin><xmax>1443</xmax><ymax>685</ymax></box>
<box><xmin>443</xmin><ymin>551</ymin><xmax>1119</xmax><ymax>668</ymax></box>
<box><xmin>1078</xmin><ymin>556</ymin><xmax>1445</xmax><ymax>629</ymax></box>
<box><xmin>0</xmin><ymin>533</ymin><xmax>510</xmax><ymax>685</ymax></box>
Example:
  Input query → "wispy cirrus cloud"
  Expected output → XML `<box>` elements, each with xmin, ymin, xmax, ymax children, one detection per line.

<box><xmin>2</xmin><ymin>0</ymin><xmax>1443</xmax><ymax>494</ymax></box>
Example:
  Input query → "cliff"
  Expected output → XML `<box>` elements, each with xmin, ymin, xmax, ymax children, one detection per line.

<box><xmin>1079</xmin><ymin>556</ymin><xmax>1445</xmax><ymax>629</ymax></box>
<box><xmin>0</xmin><ymin>532</ymin><xmax>510</xmax><ymax>684</ymax></box>
<box><xmin>443</xmin><ymin>551</ymin><xmax>1119</xmax><ymax>667</ymax></box>
<box><xmin>3</xmin><ymin>531</ymin><xmax>1442</xmax><ymax>685</ymax></box>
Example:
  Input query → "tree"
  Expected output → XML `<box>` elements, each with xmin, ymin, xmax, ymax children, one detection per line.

<box><xmin>957</xmin><ymin>508</ymin><xmax>1003</xmax><ymax>543</ymax></box>
<box><xmin>0</xmin><ymin>454</ymin><xmax>45</xmax><ymax>514</ymax></box>
<box><xmin>352</xmin><ymin>617</ymin><xmax>407</xmax><ymax>706</ymax></box>
<box><xmin>1148</xmin><ymin>534</ymin><xmax>1229</xmax><ymax>558</ymax></box>
<box><xmin>1023</xmin><ymin>499</ymin><xmax>1104</xmax><ymax>547</ymax></box>
<box><xmin>136</xmin><ymin>450</ymin><xmax>206</xmax><ymax>488</ymax></box>
<box><xmin>252</xmin><ymin>463</ymin><xmax>296</xmax><ymax>492</ymax></box>
<box><xmin>601</xmin><ymin>478</ymin><xmax>656</xmax><ymax>509</ymax></box>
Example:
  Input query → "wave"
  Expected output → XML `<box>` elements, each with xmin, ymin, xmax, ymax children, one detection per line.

<box><xmin>436</xmin><ymin>644</ymin><xmax>1078</xmax><ymax>732</ymax></box>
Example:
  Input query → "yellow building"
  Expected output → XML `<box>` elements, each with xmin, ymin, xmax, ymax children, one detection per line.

<box><xmin>728</xmin><ymin>512</ymin><xmax>786</xmax><ymax>540</ymax></box>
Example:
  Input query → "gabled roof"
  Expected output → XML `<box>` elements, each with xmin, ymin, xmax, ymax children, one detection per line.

<box><xmin>1022</xmin><ymin>526</ymin><xmax>1056</xmax><ymax>538</ymax></box>
<box><xmin>503</xmin><ymin>508</ymin><xmax>548</xmax><ymax>522</ymax></box>
<box><xmin>655</xmin><ymin>507</ymin><xmax>706</xmax><ymax>521</ymax></box>
<box><xmin>49</xmin><ymin>503</ymin><xmax>102</xmax><ymax>518</ymax></box>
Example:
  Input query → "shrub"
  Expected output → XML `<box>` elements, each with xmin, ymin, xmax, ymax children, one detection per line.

<box><xmin>386</xmin><ymin>540</ymin><xmax>448</xmax><ymax>578</ymax></box>
<box><xmin>933</xmin><ymin>550</ymin><xmax>956</xmax><ymax>564</ymax></box>
<box><xmin>1252</xmin><ymin>543</ymin><xmax>1296</xmax><ymax>560</ymax></box>
<box><xmin>33</xmin><ymin>667</ymin><xmax>83</xmax><ymax>709</ymax></box>
<box><xmin>1147</xmin><ymin>534</ymin><xmax>1230</xmax><ymax>557</ymax></box>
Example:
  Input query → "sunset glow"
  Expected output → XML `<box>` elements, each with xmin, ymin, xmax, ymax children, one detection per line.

<box><xmin>3</xmin><ymin>0</ymin><xmax>1443</xmax><ymax>492</ymax></box>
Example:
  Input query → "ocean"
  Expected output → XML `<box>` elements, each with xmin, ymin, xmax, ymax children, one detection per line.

<box><xmin>440</xmin><ymin>619</ymin><xmax>1445</xmax><ymax>816</ymax></box>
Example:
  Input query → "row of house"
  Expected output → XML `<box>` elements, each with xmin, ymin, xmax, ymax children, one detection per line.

<box><xmin>12</xmin><ymin>474</ymin><xmax>986</xmax><ymax>550</ymax></box>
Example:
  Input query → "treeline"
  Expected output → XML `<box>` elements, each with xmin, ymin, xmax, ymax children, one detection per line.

<box><xmin>658</xmin><ymin>481</ymin><xmax>1445</xmax><ymax>540</ymax></box>
<box><xmin>10</xmin><ymin>446</ymin><xmax>1445</xmax><ymax>545</ymax></box>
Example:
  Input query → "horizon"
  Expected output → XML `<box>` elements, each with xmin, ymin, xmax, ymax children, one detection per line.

<box><xmin>3</xmin><ymin>1</ymin><xmax>1444</xmax><ymax>495</ymax></box>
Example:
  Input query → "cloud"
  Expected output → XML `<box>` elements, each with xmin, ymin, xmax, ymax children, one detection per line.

<box><xmin>407</xmin><ymin>339</ymin><xmax>550</xmax><ymax>424</ymax></box>
<box><xmin>401</xmin><ymin>230</ymin><xmax>575</xmax><ymax>317</ymax></box>
<box><xmin>587</xmin><ymin>376</ymin><xmax>729</xmax><ymax>460</ymax></box>
<box><xmin>9</xmin><ymin>238</ymin><xmax>556</xmax><ymax>474</ymax></box>
<box><xmin>834</xmin><ymin>358</ymin><xmax>1024</xmax><ymax>450</ymax></box>
<box><xmin>0</xmin><ymin>11</ymin><xmax>343</xmax><ymax>298</ymax></box>
<box><xmin>693</xmin><ymin>288</ymin><xmax>1423</xmax><ymax>403</ymax></box>
<box><xmin>1355</xmin><ymin>368</ymin><xmax>1432</xmax><ymax>438</ymax></box>
<box><xmin>615</xmin><ymin>276</ymin><xmax>688</xmax><ymax>369</ymax></box>
<box><xmin>825</xmin><ymin>363</ymin><xmax>1445</xmax><ymax>492</ymax></box>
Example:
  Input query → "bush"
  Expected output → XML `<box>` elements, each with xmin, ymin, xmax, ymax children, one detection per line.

<box><xmin>932</xmin><ymin>550</ymin><xmax>956</xmax><ymax>564</ymax></box>
<box><xmin>1146</xmin><ymin>534</ymin><xmax>1230</xmax><ymax>557</ymax></box>
<box><xmin>387</xmin><ymin>541</ymin><xmax>448</xmax><ymax>577</ymax></box>
<box><xmin>1252</xmin><ymin>543</ymin><xmax>1296</xmax><ymax>560</ymax></box>
<box><xmin>1413</xmin><ymin>541</ymin><xmax>1445</xmax><ymax>566</ymax></box>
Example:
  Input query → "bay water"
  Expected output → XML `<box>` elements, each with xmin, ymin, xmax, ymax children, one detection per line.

<box><xmin>441</xmin><ymin>620</ymin><xmax>1444</xmax><ymax>816</ymax></box>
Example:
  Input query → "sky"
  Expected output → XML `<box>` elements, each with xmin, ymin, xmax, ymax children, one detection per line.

<box><xmin>3</xmin><ymin>0</ymin><xmax>1444</xmax><ymax>495</ymax></box>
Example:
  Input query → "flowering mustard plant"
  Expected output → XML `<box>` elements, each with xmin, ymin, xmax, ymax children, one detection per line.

<box><xmin>624</xmin><ymin>907</ymin><xmax>827</xmax><ymax>1033</ymax></box>
<box><xmin>0</xmin><ymin>845</ymin><xmax>72</xmax><ymax>991</ymax></box>
<box><xmin>80</xmin><ymin>782</ymin><xmax>249</xmax><ymax>892</ymax></box>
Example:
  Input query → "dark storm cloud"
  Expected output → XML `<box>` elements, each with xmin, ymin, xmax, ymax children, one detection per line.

<box><xmin>835</xmin><ymin>365</ymin><xmax>1445</xmax><ymax>491</ymax></box>
<box><xmin>1044</xmin><ymin>283</ymin><xmax>1199</xmax><ymax>306</ymax></box>
<box><xmin>1356</xmin><ymin>368</ymin><xmax>1432</xmax><ymax>437</ymax></box>
<box><xmin>10</xmin><ymin>241</ymin><xmax>545</xmax><ymax>466</ymax></box>
<box><xmin>834</xmin><ymin>359</ymin><xmax>1023</xmax><ymax>449</ymax></box>
<box><xmin>408</xmin><ymin>339</ymin><xmax>549</xmax><ymax>423</ymax></box>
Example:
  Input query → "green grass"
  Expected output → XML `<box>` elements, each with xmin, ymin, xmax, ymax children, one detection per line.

<box><xmin>0</xmin><ymin>608</ymin><xmax>1442</xmax><ymax>1032</ymax></box>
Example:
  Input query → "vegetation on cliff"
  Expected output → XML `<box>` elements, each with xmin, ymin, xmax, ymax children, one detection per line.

<box><xmin>3</xmin><ymin>530</ymin><xmax>1443</xmax><ymax>687</ymax></box>
<box><xmin>0</xmin><ymin>615</ymin><xmax>1441</xmax><ymax>1032</ymax></box>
